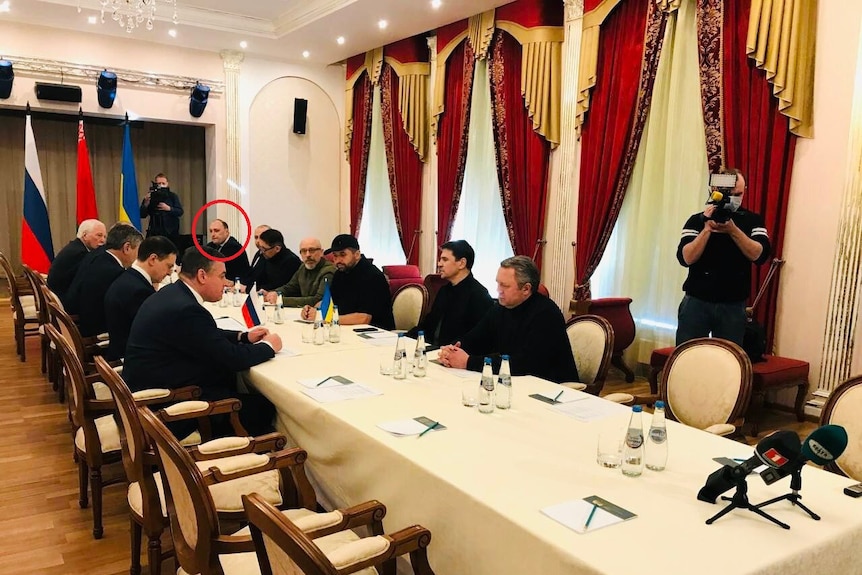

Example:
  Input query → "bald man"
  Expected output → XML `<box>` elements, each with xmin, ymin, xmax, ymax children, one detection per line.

<box><xmin>264</xmin><ymin>237</ymin><xmax>336</xmax><ymax>307</ymax></box>
<box><xmin>206</xmin><ymin>218</ymin><xmax>250</xmax><ymax>287</ymax></box>
<box><xmin>48</xmin><ymin>219</ymin><xmax>107</xmax><ymax>303</ymax></box>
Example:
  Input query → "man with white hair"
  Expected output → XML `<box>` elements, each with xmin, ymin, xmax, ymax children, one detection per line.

<box><xmin>47</xmin><ymin>218</ymin><xmax>106</xmax><ymax>303</ymax></box>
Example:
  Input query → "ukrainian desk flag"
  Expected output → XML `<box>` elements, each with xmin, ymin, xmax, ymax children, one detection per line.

<box><xmin>319</xmin><ymin>277</ymin><xmax>334</xmax><ymax>323</ymax></box>
<box><xmin>118</xmin><ymin>116</ymin><xmax>141</xmax><ymax>230</ymax></box>
<box><xmin>21</xmin><ymin>108</ymin><xmax>54</xmax><ymax>274</ymax></box>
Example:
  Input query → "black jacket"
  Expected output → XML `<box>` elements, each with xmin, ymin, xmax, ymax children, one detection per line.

<box><xmin>65</xmin><ymin>250</ymin><xmax>126</xmax><ymax>337</ymax></box>
<box><xmin>104</xmin><ymin>268</ymin><xmax>155</xmax><ymax>360</ymax></box>
<box><xmin>207</xmin><ymin>236</ymin><xmax>251</xmax><ymax>285</ymax></box>
<box><xmin>47</xmin><ymin>238</ymin><xmax>90</xmax><ymax>303</ymax></box>
<box><xmin>407</xmin><ymin>273</ymin><xmax>493</xmax><ymax>346</ymax></box>
<box><xmin>330</xmin><ymin>255</ymin><xmax>395</xmax><ymax>330</ymax></box>
<box><xmin>249</xmin><ymin>248</ymin><xmax>301</xmax><ymax>292</ymax></box>
<box><xmin>459</xmin><ymin>293</ymin><xmax>579</xmax><ymax>384</ymax></box>
<box><xmin>122</xmin><ymin>281</ymin><xmax>275</xmax><ymax>400</ymax></box>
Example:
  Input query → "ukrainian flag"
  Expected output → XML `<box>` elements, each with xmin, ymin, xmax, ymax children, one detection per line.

<box><xmin>118</xmin><ymin>118</ymin><xmax>141</xmax><ymax>230</ymax></box>
<box><xmin>320</xmin><ymin>277</ymin><xmax>334</xmax><ymax>323</ymax></box>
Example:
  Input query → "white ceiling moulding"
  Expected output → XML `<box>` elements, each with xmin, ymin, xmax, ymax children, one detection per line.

<box><xmin>272</xmin><ymin>0</ymin><xmax>358</xmax><ymax>37</ymax></box>
<box><xmin>5</xmin><ymin>55</ymin><xmax>225</xmax><ymax>94</ymax></box>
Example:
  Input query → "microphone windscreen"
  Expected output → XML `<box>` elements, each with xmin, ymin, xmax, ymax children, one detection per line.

<box><xmin>755</xmin><ymin>430</ymin><xmax>801</xmax><ymax>469</ymax></box>
<box><xmin>710</xmin><ymin>191</ymin><xmax>724</xmax><ymax>202</ymax></box>
<box><xmin>801</xmin><ymin>424</ymin><xmax>848</xmax><ymax>465</ymax></box>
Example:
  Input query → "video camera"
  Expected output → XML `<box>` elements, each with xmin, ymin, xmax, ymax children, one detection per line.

<box><xmin>704</xmin><ymin>172</ymin><xmax>738</xmax><ymax>223</ymax></box>
<box><xmin>148</xmin><ymin>181</ymin><xmax>170</xmax><ymax>209</ymax></box>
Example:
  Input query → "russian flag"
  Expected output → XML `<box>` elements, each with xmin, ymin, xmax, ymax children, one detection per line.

<box><xmin>241</xmin><ymin>290</ymin><xmax>262</xmax><ymax>328</ymax></box>
<box><xmin>319</xmin><ymin>277</ymin><xmax>334</xmax><ymax>323</ymax></box>
<box><xmin>118</xmin><ymin>117</ymin><xmax>141</xmax><ymax>230</ymax></box>
<box><xmin>22</xmin><ymin>111</ymin><xmax>54</xmax><ymax>274</ymax></box>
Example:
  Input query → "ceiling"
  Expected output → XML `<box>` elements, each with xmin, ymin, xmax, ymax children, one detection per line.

<box><xmin>1</xmin><ymin>0</ymin><xmax>514</xmax><ymax>64</ymax></box>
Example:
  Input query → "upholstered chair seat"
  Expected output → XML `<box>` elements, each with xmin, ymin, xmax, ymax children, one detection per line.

<box><xmin>392</xmin><ymin>284</ymin><xmax>429</xmax><ymax>331</ymax></box>
<box><xmin>564</xmin><ymin>315</ymin><xmax>614</xmax><ymax>397</ymax></box>
<box><xmin>821</xmin><ymin>376</ymin><xmax>862</xmax><ymax>480</ymax></box>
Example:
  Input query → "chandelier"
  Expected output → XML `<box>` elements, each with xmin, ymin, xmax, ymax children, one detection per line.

<box><xmin>79</xmin><ymin>0</ymin><xmax>179</xmax><ymax>33</ymax></box>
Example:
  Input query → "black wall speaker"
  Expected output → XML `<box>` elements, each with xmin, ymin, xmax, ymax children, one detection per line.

<box><xmin>293</xmin><ymin>98</ymin><xmax>308</xmax><ymax>134</ymax></box>
<box><xmin>35</xmin><ymin>82</ymin><xmax>82</xmax><ymax>103</ymax></box>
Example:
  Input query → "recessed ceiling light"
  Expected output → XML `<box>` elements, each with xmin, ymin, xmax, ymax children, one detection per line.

<box><xmin>0</xmin><ymin>1</ymin><xmax>10</xmax><ymax>13</ymax></box>
<box><xmin>302</xmin><ymin>50</ymin><xmax>310</xmax><ymax>59</ymax></box>
<box><xmin>168</xmin><ymin>28</ymin><xmax>177</xmax><ymax>38</ymax></box>
<box><xmin>87</xmin><ymin>15</ymin><xmax>97</xmax><ymax>24</ymax></box>
<box><xmin>239</xmin><ymin>40</ymin><xmax>248</xmax><ymax>49</ymax></box>
<box><xmin>336</xmin><ymin>36</ymin><xmax>345</xmax><ymax>45</ymax></box>
<box><xmin>431</xmin><ymin>0</ymin><xmax>442</xmax><ymax>8</ymax></box>
<box><xmin>378</xmin><ymin>19</ymin><xmax>388</xmax><ymax>30</ymax></box>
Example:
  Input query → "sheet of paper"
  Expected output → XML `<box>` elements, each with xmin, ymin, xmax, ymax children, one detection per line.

<box><xmin>534</xmin><ymin>388</ymin><xmax>586</xmax><ymax>404</ymax></box>
<box><xmin>377</xmin><ymin>418</ymin><xmax>445</xmax><ymax>436</ymax></box>
<box><xmin>428</xmin><ymin>359</ymin><xmax>476</xmax><ymax>379</ymax></box>
<box><xmin>296</xmin><ymin>375</ymin><xmax>354</xmax><ymax>388</ymax></box>
<box><xmin>301</xmin><ymin>383</ymin><xmax>382</xmax><ymax>403</ymax></box>
<box><xmin>278</xmin><ymin>347</ymin><xmax>301</xmax><ymax>357</ymax></box>
<box><xmin>214</xmin><ymin>316</ymin><xmax>246</xmax><ymax>331</ymax></box>
<box><xmin>541</xmin><ymin>497</ymin><xmax>634</xmax><ymax>534</ymax></box>
<box><xmin>362</xmin><ymin>331</ymin><xmax>398</xmax><ymax>340</ymax></box>
<box><xmin>551</xmin><ymin>395</ymin><xmax>629</xmax><ymax>422</ymax></box>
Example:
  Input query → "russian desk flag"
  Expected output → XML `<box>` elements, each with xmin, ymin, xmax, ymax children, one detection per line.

<box><xmin>319</xmin><ymin>277</ymin><xmax>334</xmax><ymax>323</ymax></box>
<box><xmin>118</xmin><ymin>116</ymin><xmax>141</xmax><ymax>230</ymax></box>
<box><xmin>241</xmin><ymin>290</ymin><xmax>262</xmax><ymax>328</ymax></box>
<box><xmin>21</xmin><ymin>109</ymin><xmax>54</xmax><ymax>274</ymax></box>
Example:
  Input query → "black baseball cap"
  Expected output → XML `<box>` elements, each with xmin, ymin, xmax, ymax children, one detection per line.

<box><xmin>325</xmin><ymin>234</ymin><xmax>360</xmax><ymax>255</ymax></box>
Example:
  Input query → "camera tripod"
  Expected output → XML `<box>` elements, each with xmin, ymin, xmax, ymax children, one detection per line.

<box><xmin>705</xmin><ymin>475</ymin><xmax>790</xmax><ymax>529</ymax></box>
<box><xmin>755</xmin><ymin>466</ymin><xmax>820</xmax><ymax>520</ymax></box>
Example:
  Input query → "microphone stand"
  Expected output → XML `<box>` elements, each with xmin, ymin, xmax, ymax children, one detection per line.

<box><xmin>705</xmin><ymin>471</ymin><xmax>790</xmax><ymax>529</ymax></box>
<box><xmin>754</xmin><ymin>466</ymin><xmax>820</xmax><ymax>520</ymax></box>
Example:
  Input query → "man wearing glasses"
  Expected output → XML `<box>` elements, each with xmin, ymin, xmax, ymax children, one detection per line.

<box><xmin>264</xmin><ymin>237</ymin><xmax>336</xmax><ymax>307</ymax></box>
<box><xmin>247</xmin><ymin>229</ymin><xmax>301</xmax><ymax>292</ymax></box>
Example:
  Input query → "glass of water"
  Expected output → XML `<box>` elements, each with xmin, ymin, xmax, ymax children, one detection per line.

<box><xmin>596</xmin><ymin>432</ymin><xmax>623</xmax><ymax>468</ymax></box>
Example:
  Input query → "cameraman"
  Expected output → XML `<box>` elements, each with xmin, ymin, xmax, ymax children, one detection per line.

<box><xmin>140</xmin><ymin>173</ymin><xmax>183</xmax><ymax>240</ymax></box>
<box><xmin>675</xmin><ymin>169</ymin><xmax>771</xmax><ymax>346</ymax></box>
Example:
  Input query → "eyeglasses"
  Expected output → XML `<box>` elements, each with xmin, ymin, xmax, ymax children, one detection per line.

<box><xmin>299</xmin><ymin>248</ymin><xmax>321</xmax><ymax>254</ymax></box>
<box><xmin>260</xmin><ymin>245</ymin><xmax>277</xmax><ymax>252</ymax></box>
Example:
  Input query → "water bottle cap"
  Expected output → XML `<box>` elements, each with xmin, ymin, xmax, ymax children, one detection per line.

<box><xmin>655</xmin><ymin>400</ymin><xmax>665</xmax><ymax>409</ymax></box>
<box><xmin>483</xmin><ymin>357</ymin><xmax>492</xmax><ymax>364</ymax></box>
<box><xmin>632</xmin><ymin>405</ymin><xmax>643</xmax><ymax>412</ymax></box>
<box><xmin>397</xmin><ymin>333</ymin><xmax>404</xmax><ymax>338</ymax></box>
<box><xmin>418</xmin><ymin>330</ymin><xmax>424</xmax><ymax>335</ymax></box>
<box><xmin>501</xmin><ymin>354</ymin><xmax>510</xmax><ymax>360</ymax></box>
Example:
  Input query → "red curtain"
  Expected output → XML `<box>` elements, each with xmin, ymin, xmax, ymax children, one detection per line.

<box><xmin>380</xmin><ymin>64</ymin><xmax>423</xmax><ymax>265</ymax></box>
<box><xmin>436</xmin><ymin>39</ymin><xmax>475</xmax><ymax>245</ymax></box>
<box><xmin>575</xmin><ymin>0</ymin><xmax>666</xmax><ymax>299</ymax></box>
<box><xmin>349</xmin><ymin>72</ymin><xmax>373</xmax><ymax>236</ymax></box>
<box><xmin>489</xmin><ymin>30</ymin><xmax>551</xmax><ymax>269</ymax></box>
<box><xmin>722</xmin><ymin>0</ymin><xmax>796</xmax><ymax>351</ymax></box>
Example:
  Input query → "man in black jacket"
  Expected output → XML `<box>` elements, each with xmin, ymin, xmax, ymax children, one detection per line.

<box><xmin>206</xmin><ymin>218</ymin><xmax>250</xmax><ymax>287</ymax></box>
<box><xmin>139</xmin><ymin>173</ymin><xmax>183</xmax><ymax>241</ymax></box>
<box><xmin>407</xmin><ymin>240</ymin><xmax>493</xmax><ymax>346</ymax></box>
<box><xmin>439</xmin><ymin>256</ymin><xmax>579</xmax><ymax>384</ymax></box>
<box><xmin>66</xmin><ymin>223</ymin><xmax>143</xmax><ymax>337</ymax></box>
<box><xmin>47</xmin><ymin>219</ymin><xmax>106</xmax><ymax>303</ymax></box>
<box><xmin>247</xmin><ymin>229</ymin><xmax>301</xmax><ymax>292</ymax></box>
<box><xmin>103</xmin><ymin>236</ymin><xmax>178</xmax><ymax>360</ymax></box>
<box><xmin>123</xmin><ymin>246</ymin><xmax>282</xmax><ymax>436</ymax></box>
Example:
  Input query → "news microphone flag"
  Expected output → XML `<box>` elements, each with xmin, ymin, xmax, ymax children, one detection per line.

<box><xmin>118</xmin><ymin>116</ymin><xmax>141</xmax><ymax>230</ymax></box>
<box><xmin>22</xmin><ymin>109</ymin><xmax>55</xmax><ymax>274</ymax></box>
<box><xmin>319</xmin><ymin>277</ymin><xmax>334</xmax><ymax>323</ymax></box>
<box><xmin>241</xmin><ymin>291</ymin><xmax>262</xmax><ymax>328</ymax></box>
<box><xmin>75</xmin><ymin>111</ymin><xmax>98</xmax><ymax>224</ymax></box>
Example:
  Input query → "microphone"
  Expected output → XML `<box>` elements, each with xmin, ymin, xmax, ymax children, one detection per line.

<box><xmin>760</xmin><ymin>425</ymin><xmax>848</xmax><ymax>484</ymax></box>
<box><xmin>710</xmin><ymin>190</ymin><xmax>725</xmax><ymax>202</ymax></box>
<box><xmin>732</xmin><ymin>430</ymin><xmax>800</xmax><ymax>478</ymax></box>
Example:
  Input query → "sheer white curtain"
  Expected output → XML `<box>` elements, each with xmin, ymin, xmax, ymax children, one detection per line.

<box><xmin>591</xmin><ymin>0</ymin><xmax>709</xmax><ymax>363</ymax></box>
<box><xmin>358</xmin><ymin>85</ymin><xmax>407</xmax><ymax>266</ymax></box>
<box><xmin>451</xmin><ymin>59</ymin><xmax>514</xmax><ymax>294</ymax></box>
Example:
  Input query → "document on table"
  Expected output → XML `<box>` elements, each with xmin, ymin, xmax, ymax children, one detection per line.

<box><xmin>542</xmin><ymin>496</ymin><xmax>636</xmax><ymax>534</ymax></box>
<box><xmin>296</xmin><ymin>375</ymin><xmax>354</xmax><ymax>388</ymax></box>
<box><xmin>551</xmin><ymin>395</ymin><xmax>629</xmax><ymax>422</ymax></box>
<box><xmin>214</xmin><ymin>316</ymin><xmax>246</xmax><ymax>331</ymax></box>
<box><xmin>429</xmin><ymin>359</ymin><xmax>475</xmax><ymax>379</ymax></box>
<box><xmin>377</xmin><ymin>416</ymin><xmax>447</xmax><ymax>436</ymax></box>
<box><xmin>301</xmin><ymin>383</ymin><xmax>382</xmax><ymax>403</ymax></box>
<box><xmin>277</xmin><ymin>347</ymin><xmax>301</xmax><ymax>357</ymax></box>
<box><xmin>358</xmin><ymin>331</ymin><xmax>398</xmax><ymax>340</ymax></box>
<box><xmin>530</xmin><ymin>388</ymin><xmax>586</xmax><ymax>404</ymax></box>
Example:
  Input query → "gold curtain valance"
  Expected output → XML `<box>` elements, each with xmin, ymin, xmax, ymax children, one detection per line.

<box><xmin>747</xmin><ymin>0</ymin><xmax>816</xmax><ymax>137</ymax></box>
<box><xmin>469</xmin><ymin>10</ymin><xmax>496</xmax><ymax>60</ymax></box>
<box><xmin>384</xmin><ymin>57</ymin><xmax>430</xmax><ymax>162</ymax></box>
<box><xmin>344</xmin><ymin>48</ymin><xmax>385</xmax><ymax>159</ymax></box>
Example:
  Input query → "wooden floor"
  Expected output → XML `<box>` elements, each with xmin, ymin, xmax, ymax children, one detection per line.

<box><xmin>0</xmin><ymin>300</ymin><xmax>816</xmax><ymax>575</ymax></box>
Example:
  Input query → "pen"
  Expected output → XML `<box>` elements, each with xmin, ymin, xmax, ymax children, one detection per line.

<box><xmin>316</xmin><ymin>377</ymin><xmax>332</xmax><ymax>387</ymax></box>
<box><xmin>584</xmin><ymin>503</ymin><xmax>598</xmax><ymax>530</ymax></box>
<box><xmin>553</xmin><ymin>390</ymin><xmax>564</xmax><ymax>403</ymax></box>
<box><xmin>418</xmin><ymin>421</ymin><xmax>440</xmax><ymax>438</ymax></box>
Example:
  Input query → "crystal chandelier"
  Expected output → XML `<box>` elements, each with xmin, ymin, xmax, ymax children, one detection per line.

<box><xmin>78</xmin><ymin>0</ymin><xmax>179</xmax><ymax>33</ymax></box>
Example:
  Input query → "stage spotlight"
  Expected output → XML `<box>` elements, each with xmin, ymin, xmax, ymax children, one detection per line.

<box><xmin>97</xmin><ymin>70</ymin><xmax>117</xmax><ymax>108</ymax></box>
<box><xmin>189</xmin><ymin>83</ymin><xmax>210</xmax><ymax>118</ymax></box>
<box><xmin>0</xmin><ymin>60</ymin><xmax>13</xmax><ymax>99</ymax></box>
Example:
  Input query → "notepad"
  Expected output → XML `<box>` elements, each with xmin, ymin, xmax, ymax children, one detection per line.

<box><xmin>301</xmin><ymin>383</ymin><xmax>381</xmax><ymax>403</ymax></box>
<box><xmin>297</xmin><ymin>375</ymin><xmax>354</xmax><ymax>388</ymax></box>
<box><xmin>428</xmin><ymin>359</ymin><xmax>475</xmax><ymax>378</ymax></box>
<box><xmin>542</xmin><ymin>496</ymin><xmax>636</xmax><ymax>534</ymax></box>
<box><xmin>377</xmin><ymin>416</ymin><xmax>447</xmax><ymax>436</ymax></box>
<box><xmin>551</xmin><ymin>395</ymin><xmax>629</xmax><ymax>422</ymax></box>
<box><xmin>214</xmin><ymin>317</ymin><xmax>246</xmax><ymax>331</ymax></box>
<box><xmin>529</xmin><ymin>389</ymin><xmax>586</xmax><ymax>405</ymax></box>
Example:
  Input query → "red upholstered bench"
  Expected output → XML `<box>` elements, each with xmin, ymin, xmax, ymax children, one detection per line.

<box><xmin>649</xmin><ymin>346</ymin><xmax>808</xmax><ymax>436</ymax></box>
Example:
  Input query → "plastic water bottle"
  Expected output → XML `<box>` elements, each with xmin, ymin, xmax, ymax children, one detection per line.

<box><xmin>393</xmin><ymin>334</ymin><xmax>407</xmax><ymax>380</ymax></box>
<box><xmin>413</xmin><ymin>331</ymin><xmax>427</xmax><ymax>377</ymax></box>
<box><xmin>622</xmin><ymin>405</ymin><xmax>645</xmax><ymax>477</ymax></box>
<box><xmin>232</xmin><ymin>277</ymin><xmax>242</xmax><ymax>306</ymax></box>
<box><xmin>495</xmin><ymin>355</ymin><xmax>511</xmax><ymax>409</ymax></box>
<box><xmin>478</xmin><ymin>357</ymin><xmax>495</xmax><ymax>414</ymax></box>
<box><xmin>219</xmin><ymin>286</ymin><xmax>229</xmax><ymax>307</ymax></box>
<box><xmin>313</xmin><ymin>308</ymin><xmax>325</xmax><ymax>345</ymax></box>
<box><xmin>273</xmin><ymin>292</ymin><xmax>284</xmax><ymax>325</ymax></box>
<box><xmin>645</xmin><ymin>401</ymin><xmax>668</xmax><ymax>471</ymax></box>
<box><xmin>328</xmin><ymin>305</ymin><xmax>340</xmax><ymax>343</ymax></box>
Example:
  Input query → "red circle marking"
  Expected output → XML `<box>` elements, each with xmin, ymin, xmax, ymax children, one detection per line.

<box><xmin>191</xmin><ymin>199</ymin><xmax>252</xmax><ymax>262</ymax></box>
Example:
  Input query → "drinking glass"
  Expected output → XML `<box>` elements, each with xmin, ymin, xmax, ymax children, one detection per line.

<box><xmin>301</xmin><ymin>322</ymin><xmax>314</xmax><ymax>343</ymax></box>
<box><xmin>596</xmin><ymin>432</ymin><xmax>623</xmax><ymax>469</ymax></box>
<box><xmin>379</xmin><ymin>352</ymin><xmax>394</xmax><ymax>376</ymax></box>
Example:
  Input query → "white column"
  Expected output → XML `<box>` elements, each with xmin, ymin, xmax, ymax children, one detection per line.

<box><xmin>421</xmin><ymin>36</ymin><xmax>440</xmax><ymax>277</ymax></box>
<box><xmin>543</xmin><ymin>0</ymin><xmax>584</xmax><ymax>314</ymax></box>
<box><xmin>220</xmin><ymin>50</ymin><xmax>244</xmax><ymax>242</ymax></box>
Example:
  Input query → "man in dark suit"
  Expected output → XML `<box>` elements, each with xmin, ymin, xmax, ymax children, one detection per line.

<box><xmin>123</xmin><ymin>246</ymin><xmax>283</xmax><ymax>437</ymax></box>
<box><xmin>139</xmin><ymin>172</ymin><xmax>183</xmax><ymax>242</ymax></box>
<box><xmin>104</xmin><ymin>236</ymin><xmax>178</xmax><ymax>360</ymax></box>
<box><xmin>206</xmin><ymin>218</ymin><xmax>251</xmax><ymax>288</ymax></box>
<box><xmin>47</xmin><ymin>219</ymin><xmax>106</xmax><ymax>303</ymax></box>
<box><xmin>245</xmin><ymin>229</ymin><xmax>301</xmax><ymax>292</ymax></box>
<box><xmin>66</xmin><ymin>223</ymin><xmax>143</xmax><ymax>338</ymax></box>
<box><xmin>242</xmin><ymin>224</ymin><xmax>270</xmax><ymax>288</ymax></box>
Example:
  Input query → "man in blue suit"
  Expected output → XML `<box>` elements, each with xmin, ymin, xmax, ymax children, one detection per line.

<box><xmin>104</xmin><ymin>236</ymin><xmax>178</xmax><ymax>361</ymax></box>
<box><xmin>123</xmin><ymin>246</ymin><xmax>282</xmax><ymax>436</ymax></box>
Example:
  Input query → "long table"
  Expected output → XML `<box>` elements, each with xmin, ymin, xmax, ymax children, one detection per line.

<box><xmin>213</xmin><ymin>303</ymin><xmax>862</xmax><ymax>575</ymax></box>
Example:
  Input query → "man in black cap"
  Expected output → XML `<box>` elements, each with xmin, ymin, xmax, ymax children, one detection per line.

<box><xmin>300</xmin><ymin>234</ymin><xmax>395</xmax><ymax>330</ymax></box>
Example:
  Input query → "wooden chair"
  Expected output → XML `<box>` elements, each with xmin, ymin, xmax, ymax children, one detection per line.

<box><xmin>244</xmin><ymin>492</ymin><xmax>436</xmax><ymax>575</ymax></box>
<box><xmin>382</xmin><ymin>264</ymin><xmax>423</xmax><ymax>300</ymax></box>
<box><xmin>820</xmin><ymin>376</ymin><xmax>862</xmax><ymax>481</ymax></box>
<box><xmin>0</xmin><ymin>250</ymin><xmax>39</xmax><ymax>361</ymax></box>
<box><xmin>95</xmin><ymin>356</ymin><xmax>309</xmax><ymax>575</ymax></box>
<box><xmin>392</xmin><ymin>284</ymin><xmax>428</xmax><ymax>331</ymax></box>
<box><xmin>139</xmin><ymin>408</ymin><xmax>412</xmax><ymax>575</ymax></box>
<box><xmin>587</xmin><ymin>297</ymin><xmax>637</xmax><ymax>382</ymax></box>
<box><xmin>422</xmin><ymin>273</ymin><xmax>448</xmax><ymax>313</ymax></box>
<box><xmin>561</xmin><ymin>315</ymin><xmax>614</xmax><ymax>396</ymax></box>
<box><xmin>21</xmin><ymin>264</ymin><xmax>51</xmax><ymax>375</ymax></box>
